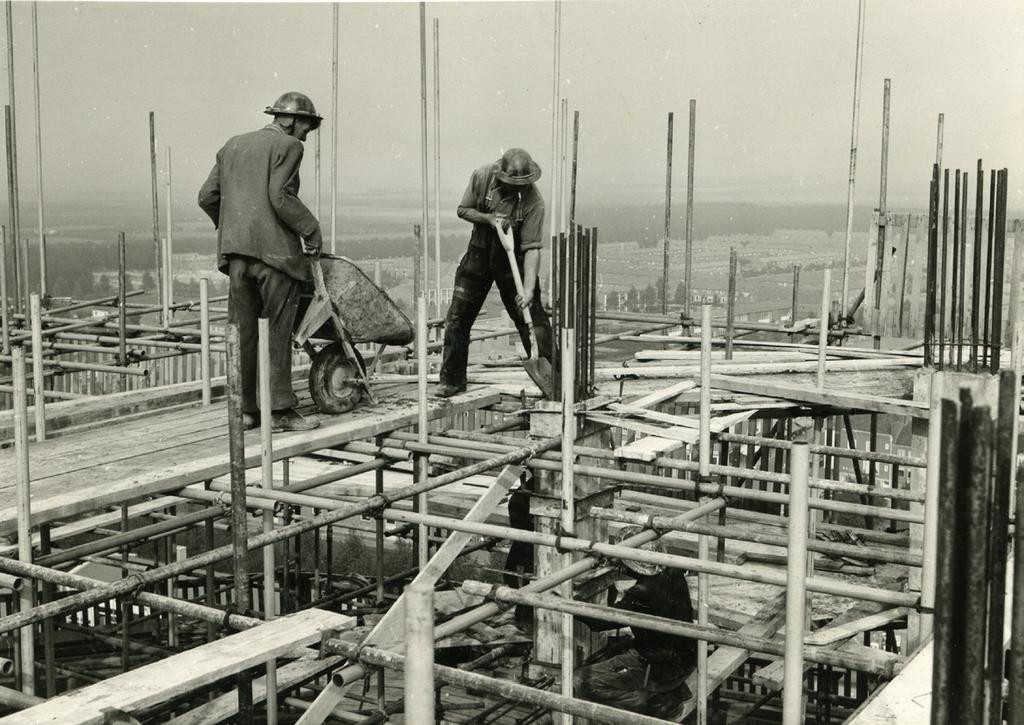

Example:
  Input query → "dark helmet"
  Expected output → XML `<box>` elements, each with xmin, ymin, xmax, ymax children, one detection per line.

<box><xmin>495</xmin><ymin>148</ymin><xmax>541</xmax><ymax>186</ymax></box>
<box><xmin>264</xmin><ymin>92</ymin><xmax>323</xmax><ymax>129</ymax></box>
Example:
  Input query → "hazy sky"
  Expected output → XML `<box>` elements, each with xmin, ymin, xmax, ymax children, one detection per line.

<box><xmin>7</xmin><ymin>0</ymin><xmax>1024</xmax><ymax>213</ymax></box>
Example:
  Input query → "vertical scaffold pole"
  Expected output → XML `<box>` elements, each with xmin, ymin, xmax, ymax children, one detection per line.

<box><xmin>817</xmin><ymin>269</ymin><xmax>831</xmax><ymax>388</ymax></box>
<box><xmin>330</xmin><ymin>2</ymin><xmax>339</xmax><ymax>255</ymax></box>
<box><xmin>29</xmin><ymin>293</ymin><xmax>44</xmax><ymax>439</ymax></box>
<box><xmin>1</xmin><ymin>226</ymin><xmax>9</xmax><ymax>355</ymax></box>
<box><xmin>405</xmin><ymin>581</ymin><xmax>435</xmax><ymax>722</ymax></box>
<box><xmin>547</xmin><ymin>0</ymin><xmax>561</xmax><ymax>297</ymax></box>
<box><xmin>165</xmin><ymin>146</ymin><xmax>174</xmax><ymax>323</ymax></box>
<box><xmin>871</xmin><ymin>78</ymin><xmax>890</xmax><ymax>349</ymax></box>
<box><xmin>257</xmin><ymin>318</ymin><xmax>279</xmax><ymax>724</ymax></box>
<box><xmin>432</xmin><ymin>17</ymin><xmax>442</xmax><ymax>319</ymax></box>
<box><xmin>560</xmin><ymin>222</ymin><xmax>576</xmax><ymax>722</ymax></box>
<box><xmin>31</xmin><ymin>1</ymin><xmax>45</xmax><ymax>299</ymax></box>
<box><xmin>697</xmin><ymin>304</ymin><xmax>712</xmax><ymax>724</ymax></box>
<box><xmin>12</xmin><ymin>346</ymin><xmax>35</xmax><ymax>696</ymax></box>
<box><xmin>683</xmin><ymin>100</ymin><xmax>695</xmax><ymax>324</ymax></box>
<box><xmin>199</xmin><ymin>277</ymin><xmax>211</xmax><ymax>406</ymax></box>
<box><xmin>149</xmin><ymin>112</ymin><xmax>161</xmax><ymax>317</ymax></box>
<box><xmin>5</xmin><ymin>103</ymin><xmax>23</xmax><ymax>316</ymax></box>
<box><xmin>225</xmin><ymin>322</ymin><xmax>253</xmax><ymax>722</ymax></box>
<box><xmin>662</xmin><ymin>112</ymin><xmax>673</xmax><ymax>314</ymax></box>
<box><xmin>416</xmin><ymin>2</ymin><xmax>430</xmax><ymax>569</ymax></box>
<box><xmin>782</xmin><ymin>441</ymin><xmax>810</xmax><ymax>724</ymax></box>
<box><xmin>840</xmin><ymin>0</ymin><xmax>866</xmax><ymax>313</ymax></box>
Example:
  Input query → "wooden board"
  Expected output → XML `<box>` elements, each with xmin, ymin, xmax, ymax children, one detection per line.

<box><xmin>709</xmin><ymin>374</ymin><xmax>928</xmax><ymax>418</ymax></box>
<box><xmin>0</xmin><ymin>386</ymin><xmax>500</xmax><ymax>536</ymax></box>
<box><xmin>2</xmin><ymin>609</ymin><xmax>354</xmax><ymax>725</ymax></box>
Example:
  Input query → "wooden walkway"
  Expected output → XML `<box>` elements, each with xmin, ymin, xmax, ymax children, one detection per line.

<box><xmin>0</xmin><ymin>382</ymin><xmax>499</xmax><ymax>537</ymax></box>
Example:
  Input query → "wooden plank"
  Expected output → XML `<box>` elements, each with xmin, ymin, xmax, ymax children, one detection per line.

<box><xmin>3</xmin><ymin>609</ymin><xmax>354</xmax><ymax>725</ymax></box>
<box><xmin>805</xmin><ymin>607</ymin><xmax>908</xmax><ymax>646</ymax></box>
<box><xmin>709</xmin><ymin>373</ymin><xmax>928</xmax><ymax>418</ymax></box>
<box><xmin>584</xmin><ymin>412</ymin><xmax>699</xmax><ymax>443</ymax></box>
<box><xmin>676</xmin><ymin>592</ymin><xmax>787</xmax><ymax>721</ymax></box>
<box><xmin>0</xmin><ymin>387</ymin><xmax>500</xmax><ymax>536</ymax></box>
<box><xmin>624</xmin><ymin>380</ymin><xmax>697</xmax><ymax>409</ymax></box>
<box><xmin>163</xmin><ymin>655</ymin><xmax>344</xmax><ymax>725</ymax></box>
<box><xmin>614</xmin><ymin>435</ymin><xmax>684</xmax><ymax>462</ymax></box>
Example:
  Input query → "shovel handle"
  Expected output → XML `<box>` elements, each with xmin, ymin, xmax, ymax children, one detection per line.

<box><xmin>493</xmin><ymin>219</ymin><xmax>541</xmax><ymax>356</ymax></box>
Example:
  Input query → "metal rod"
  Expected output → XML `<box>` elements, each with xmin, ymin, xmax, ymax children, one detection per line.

<box><xmin>725</xmin><ymin>247</ymin><xmax>736</xmax><ymax>359</ymax></box>
<box><xmin>569</xmin><ymin>110</ymin><xmax>579</xmax><ymax>236</ymax></box>
<box><xmin>405</xmin><ymin>581</ymin><xmax>435</xmax><ymax>722</ymax></box>
<box><xmin>149</xmin><ymin>111</ymin><xmax>160</xmax><ymax>317</ymax></box>
<box><xmin>165</xmin><ymin>145</ymin><xmax>173</xmax><ymax>323</ymax></box>
<box><xmin>950</xmin><ymin>170</ymin><xmax>961</xmax><ymax>368</ymax></box>
<box><xmin>432</xmin><ymin>16</ymin><xmax>442</xmax><ymax>319</ymax></box>
<box><xmin>840</xmin><ymin>0</ymin><xmax>866</xmax><ymax>312</ymax></box>
<box><xmin>939</xmin><ymin>169</ymin><xmax>949</xmax><ymax>368</ymax></box>
<box><xmin>971</xmin><ymin>162</ymin><xmax>983</xmax><ymax>370</ymax></box>
<box><xmin>199</xmin><ymin>277</ymin><xmax>211</xmax><ymax>405</ymax></box>
<box><xmin>983</xmin><ymin>170</ymin><xmax>996</xmax><ymax>367</ymax></box>
<box><xmin>560</xmin><ymin>224</ymin><xmax>576</xmax><ymax>715</ymax></box>
<box><xmin>924</xmin><ymin>166</ymin><xmax>939</xmax><ymax>367</ymax></box>
<box><xmin>257</xmin><ymin>318</ymin><xmax>278</xmax><ymax>723</ymax></box>
<box><xmin>13</xmin><ymin>346</ymin><xmax>35</xmax><ymax>696</ymax></box>
<box><xmin>957</xmin><ymin>173</ymin><xmax>967</xmax><ymax>369</ymax></box>
<box><xmin>990</xmin><ymin>169</ymin><xmax>1007</xmax><ymax>372</ymax></box>
<box><xmin>330</xmin><ymin>1</ymin><xmax>339</xmax><ymax>255</ymax></box>
<box><xmin>782</xmin><ymin>441</ymin><xmax>810</xmax><ymax>725</ymax></box>
<box><xmin>662</xmin><ymin>111</ymin><xmax>673</xmax><ymax>314</ymax></box>
<box><xmin>934</xmin><ymin>112</ymin><xmax>944</xmax><ymax>169</ymax></box>
<box><xmin>1</xmin><ymin>226</ymin><xmax>9</xmax><ymax>354</ymax></box>
<box><xmin>5</xmin><ymin>104</ymin><xmax>23</xmax><ymax>316</ymax></box>
<box><xmin>684</xmin><ymin>99</ymin><xmax>696</xmax><ymax>323</ymax></box>
<box><xmin>29</xmin><ymin>293</ymin><xmax>44</xmax><ymax>439</ymax></box>
<box><xmin>871</xmin><ymin>78</ymin><xmax>890</xmax><ymax>348</ymax></box>
<box><xmin>817</xmin><ymin>269</ymin><xmax>831</xmax><ymax>387</ymax></box>
<box><xmin>547</xmin><ymin>3</ymin><xmax>561</xmax><ymax>298</ymax></box>
<box><xmin>560</xmin><ymin>97</ymin><xmax>568</xmax><ymax>235</ymax></box>
<box><xmin>30</xmin><ymin>1</ymin><xmax>44</xmax><ymax>299</ymax></box>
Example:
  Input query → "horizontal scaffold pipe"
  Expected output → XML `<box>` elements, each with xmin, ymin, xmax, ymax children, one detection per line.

<box><xmin>0</xmin><ymin>353</ymin><xmax>149</xmax><ymax>376</ymax></box>
<box><xmin>460</xmin><ymin>581</ymin><xmax>898</xmax><ymax>675</ymax></box>
<box><xmin>589</xmin><ymin>507</ymin><xmax>921</xmax><ymax>567</ymax></box>
<box><xmin>717</xmin><ymin>430</ymin><xmax>925</xmax><ymax>469</ymax></box>
<box><xmin>330</xmin><ymin>639</ymin><xmax>669</xmax><ymax>725</ymax></box>
<box><xmin>390</xmin><ymin>430</ymin><xmax>926</xmax><ymax>503</ymax></box>
<box><xmin>0</xmin><ymin>437</ymin><xmax>560</xmax><ymax>634</ymax></box>
<box><xmin>379</xmin><ymin>433</ymin><xmax>925</xmax><ymax>519</ymax></box>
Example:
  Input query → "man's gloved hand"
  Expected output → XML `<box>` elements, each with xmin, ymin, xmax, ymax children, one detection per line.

<box><xmin>490</xmin><ymin>213</ymin><xmax>511</xmax><ymax>233</ymax></box>
<box><xmin>302</xmin><ymin>228</ymin><xmax>323</xmax><ymax>256</ymax></box>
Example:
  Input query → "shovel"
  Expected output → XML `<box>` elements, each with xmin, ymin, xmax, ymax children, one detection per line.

<box><xmin>492</xmin><ymin>218</ymin><xmax>555</xmax><ymax>399</ymax></box>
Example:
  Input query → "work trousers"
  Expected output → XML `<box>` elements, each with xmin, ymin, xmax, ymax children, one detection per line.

<box><xmin>439</xmin><ymin>242</ymin><xmax>554</xmax><ymax>387</ymax></box>
<box><xmin>574</xmin><ymin>642</ymin><xmax>689</xmax><ymax>714</ymax></box>
<box><xmin>227</xmin><ymin>255</ymin><xmax>302</xmax><ymax>414</ymax></box>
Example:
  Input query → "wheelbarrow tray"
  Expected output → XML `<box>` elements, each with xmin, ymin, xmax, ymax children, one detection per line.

<box><xmin>293</xmin><ymin>254</ymin><xmax>414</xmax><ymax>347</ymax></box>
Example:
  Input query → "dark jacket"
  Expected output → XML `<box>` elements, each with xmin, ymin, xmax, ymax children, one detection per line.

<box><xmin>198</xmin><ymin>124</ymin><xmax>319</xmax><ymax>282</ymax></box>
<box><xmin>580</xmin><ymin>568</ymin><xmax>697</xmax><ymax>667</ymax></box>
<box><xmin>457</xmin><ymin>161</ymin><xmax>545</xmax><ymax>253</ymax></box>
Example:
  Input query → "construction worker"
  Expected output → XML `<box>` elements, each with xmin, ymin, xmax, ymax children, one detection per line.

<box><xmin>198</xmin><ymin>91</ymin><xmax>323</xmax><ymax>431</ymax></box>
<box><xmin>574</xmin><ymin>527</ymin><xmax>697</xmax><ymax>720</ymax></box>
<box><xmin>435</xmin><ymin>148</ymin><xmax>554</xmax><ymax>397</ymax></box>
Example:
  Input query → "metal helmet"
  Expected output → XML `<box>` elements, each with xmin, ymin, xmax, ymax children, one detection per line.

<box><xmin>264</xmin><ymin>92</ymin><xmax>323</xmax><ymax>128</ymax></box>
<box><xmin>495</xmin><ymin>148</ymin><xmax>541</xmax><ymax>186</ymax></box>
<box><xmin>614</xmin><ymin>525</ymin><xmax>667</xmax><ymax>577</ymax></box>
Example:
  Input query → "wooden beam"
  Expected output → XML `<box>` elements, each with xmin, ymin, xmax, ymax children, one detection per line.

<box><xmin>4</xmin><ymin>609</ymin><xmax>354</xmax><ymax>725</ymax></box>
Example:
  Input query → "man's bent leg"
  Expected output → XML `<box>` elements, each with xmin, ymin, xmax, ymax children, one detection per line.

<box><xmin>439</xmin><ymin>246</ymin><xmax>491</xmax><ymax>387</ymax></box>
<box><xmin>252</xmin><ymin>261</ymin><xmax>302</xmax><ymax>411</ymax></box>
<box><xmin>573</xmin><ymin>650</ymin><xmax>652</xmax><ymax>712</ymax></box>
<box><xmin>227</xmin><ymin>256</ymin><xmax>262</xmax><ymax>414</ymax></box>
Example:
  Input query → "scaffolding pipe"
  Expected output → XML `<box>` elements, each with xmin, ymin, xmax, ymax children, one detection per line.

<box><xmin>1</xmin><ymin>226</ymin><xmax>9</xmax><ymax>354</ymax></box>
<box><xmin>165</xmin><ymin>146</ymin><xmax>173</xmax><ymax>322</ymax></box>
<box><xmin>257</xmin><ymin>318</ymin><xmax>279</xmax><ymax>724</ymax></box>
<box><xmin>840</xmin><ymin>0</ymin><xmax>866</xmax><ymax>311</ymax></box>
<box><xmin>662</xmin><ymin>111</ymin><xmax>673</xmax><ymax>314</ymax></box>
<box><xmin>29</xmin><ymin>293</ymin><xmax>45</xmax><ymax>439</ymax></box>
<box><xmin>199</xmin><ymin>277</ymin><xmax>211</xmax><ymax>405</ymax></box>
<box><xmin>460</xmin><ymin>581</ymin><xmax>894</xmax><ymax>674</ymax></box>
<box><xmin>683</xmin><ymin>99</ymin><xmax>695</xmax><ymax>323</ymax></box>
<box><xmin>404</xmin><ymin>581</ymin><xmax>435</xmax><ymax>722</ymax></box>
<box><xmin>818</xmin><ymin>268</ymin><xmax>831</xmax><ymax>387</ymax></box>
<box><xmin>149</xmin><ymin>111</ymin><xmax>160</xmax><ymax>317</ymax></box>
<box><xmin>13</xmin><ymin>347</ymin><xmax>36</xmax><ymax>696</ymax></box>
<box><xmin>30</xmin><ymin>1</ymin><xmax>44</xmax><ymax>299</ymax></box>
<box><xmin>782</xmin><ymin>441</ymin><xmax>810</xmax><ymax>724</ymax></box>
<box><xmin>432</xmin><ymin>17</ymin><xmax>441</xmax><ymax>318</ymax></box>
<box><xmin>330</xmin><ymin>2</ymin><xmax>339</xmax><ymax>254</ymax></box>
<box><xmin>5</xmin><ymin>103</ymin><xmax>23</xmax><ymax>316</ymax></box>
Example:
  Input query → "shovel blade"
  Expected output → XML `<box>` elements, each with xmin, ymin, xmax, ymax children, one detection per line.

<box><xmin>523</xmin><ymin>357</ymin><xmax>555</xmax><ymax>399</ymax></box>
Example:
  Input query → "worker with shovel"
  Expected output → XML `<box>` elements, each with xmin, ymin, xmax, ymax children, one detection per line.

<box><xmin>435</xmin><ymin>148</ymin><xmax>555</xmax><ymax>398</ymax></box>
<box><xmin>198</xmin><ymin>91</ymin><xmax>323</xmax><ymax>432</ymax></box>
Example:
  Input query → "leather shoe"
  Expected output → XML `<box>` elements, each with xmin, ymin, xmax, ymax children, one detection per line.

<box><xmin>271</xmin><ymin>409</ymin><xmax>320</xmax><ymax>432</ymax></box>
<box><xmin>242</xmin><ymin>412</ymin><xmax>260</xmax><ymax>430</ymax></box>
<box><xmin>434</xmin><ymin>382</ymin><xmax>466</xmax><ymax>398</ymax></box>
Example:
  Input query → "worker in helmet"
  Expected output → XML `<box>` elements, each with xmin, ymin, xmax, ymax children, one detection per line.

<box><xmin>198</xmin><ymin>91</ymin><xmax>323</xmax><ymax>431</ymax></box>
<box><xmin>434</xmin><ymin>148</ymin><xmax>555</xmax><ymax>397</ymax></box>
<box><xmin>573</xmin><ymin>526</ymin><xmax>697</xmax><ymax>720</ymax></box>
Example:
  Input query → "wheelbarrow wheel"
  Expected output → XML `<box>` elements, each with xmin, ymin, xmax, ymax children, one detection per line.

<box><xmin>308</xmin><ymin>342</ymin><xmax>365</xmax><ymax>415</ymax></box>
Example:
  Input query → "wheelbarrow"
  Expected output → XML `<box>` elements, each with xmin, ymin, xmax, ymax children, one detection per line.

<box><xmin>293</xmin><ymin>255</ymin><xmax>414</xmax><ymax>414</ymax></box>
